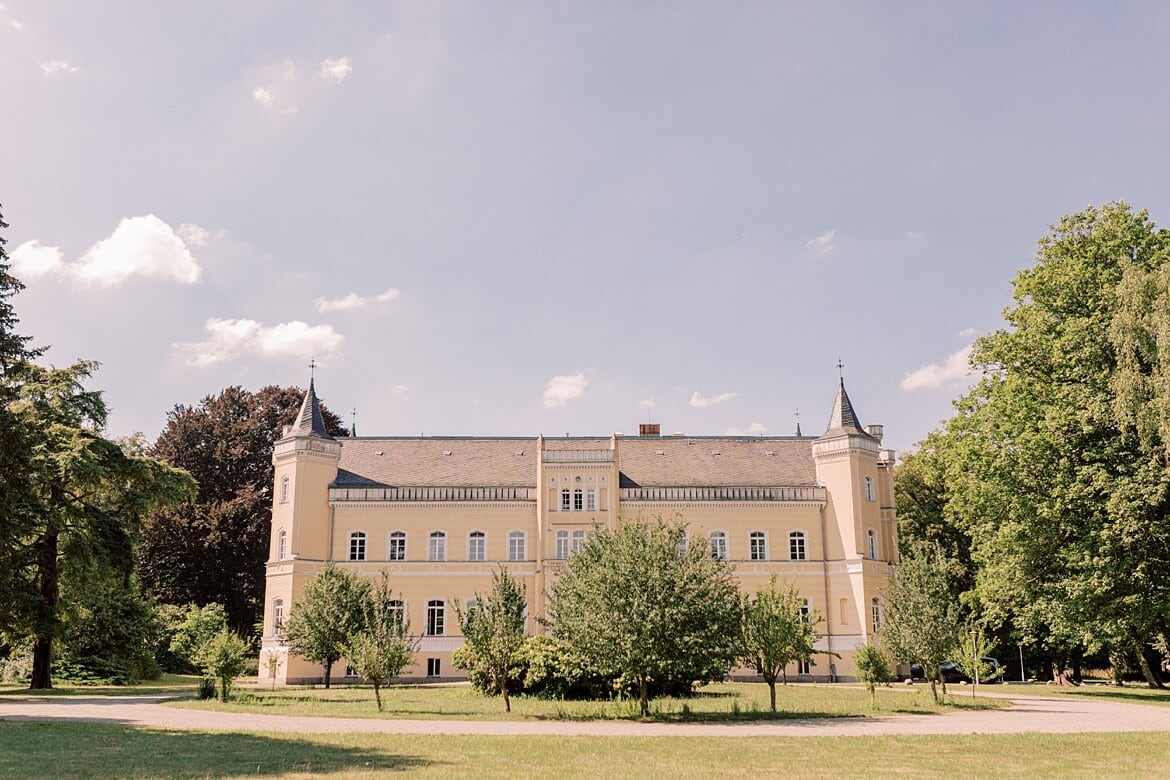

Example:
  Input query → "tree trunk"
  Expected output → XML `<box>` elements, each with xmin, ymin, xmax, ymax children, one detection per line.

<box><xmin>323</xmin><ymin>661</ymin><xmax>333</xmax><ymax>689</ymax></box>
<box><xmin>374</xmin><ymin>682</ymin><xmax>383</xmax><ymax>712</ymax></box>
<box><xmin>1137</xmin><ymin>649</ymin><xmax>1166</xmax><ymax>689</ymax></box>
<box><xmin>502</xmin><ymin>674</ymin><xmax>511</xmax><ymax>713</ymax></box>
<box><xmin>638</xmin><ymin>675</ymin><xmax>649</xmax><ymax>718</ymax></box>
<box><xmin>939</xmin><ymin>673</ymin><xmax>947</xmax><ymax>698</ymax></box>
<box><xmin>928</xmin><ymin>677</ymin><xmax>938</xmax><ymax>704</ymax></box>
<box><xmin>29</xmin><ymin>525</ymin><xmax>60</xmax><ymax>690</ymax></box>
<box><xmin>766</xmin><ymin>675</ymin><xmax>777</xmax><ymax>712</ymax></box>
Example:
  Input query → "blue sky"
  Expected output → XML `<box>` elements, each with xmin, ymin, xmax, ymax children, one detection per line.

<box><xmin>3</xmin><ymin>1</ymin><xmax>1168</xmax><ymax>455</ymax></box>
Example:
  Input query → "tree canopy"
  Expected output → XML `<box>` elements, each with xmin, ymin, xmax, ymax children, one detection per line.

<box><xmin>285</xmin><ymin>563</ymin><xmax>369</xmax><ymax>688</ymax></box>
<box><xmin>740</xmin><ymin>574</ymin><xmax>818</xmax><ymax>712</ymax></box>
<box><xmin>895</xmin><ymin>202</ymin><xmax>1170</xmax><ymax>685</ymax></box>
<box><xmin>137</xmin><ymin>385</ymin><xmax>345</xmax><ymax>632</ymax></box>
<box><xmin>546</xmin><ymin>517</ymin><xmax>741</xmax><ymax>716</ymax></box>
<box><xmin>454</xmin><ymin>566</ymin><xmax>528</xmax><ymax>712</ymax></box>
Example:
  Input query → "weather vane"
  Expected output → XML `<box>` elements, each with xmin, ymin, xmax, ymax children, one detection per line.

<box><xmin>836</xmin><ymin>358</ymin><xmax>844</xmax><ymax>379</ymax></box>
<box><xmin>309</xmin><ymin>358</ymin><xmax>316</xmax><ymax>380</ymax></box>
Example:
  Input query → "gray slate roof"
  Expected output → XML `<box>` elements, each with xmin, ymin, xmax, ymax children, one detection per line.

<box><xmin>333</xmin><ymin>435</ymin><xmax>816</xmax><ymax>488</ymax></box>
<box><xmin>289</xmin><ymin>379</ymin><xmax>334</xmax><ymax>440</ymax></box>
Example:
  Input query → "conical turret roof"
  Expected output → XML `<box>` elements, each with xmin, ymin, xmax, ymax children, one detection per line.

<box><xmin>289</xmin><ymin>378</ymin><xmax>334</xmax><ymax>440</ymax></box>
<box><xmin>819</xmin><ymin>379</ymin><xmax>872</xmax><ymax>440</ymax></box>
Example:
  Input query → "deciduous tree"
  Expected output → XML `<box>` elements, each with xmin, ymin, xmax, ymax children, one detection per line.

<box><xmin>285</xmin><ymin>563</ymin><xmax>368</xmax><ymax>688</ymax></box>
<box><xmin>853</xmin><ymin>643</ymin><xmax>894</xmax><ymax>707</ymax></box>
<box><xmin>546</xmin><ymin>518</ymin><xmax>740</xmax><ymax>717</ymax></box>
<box><xmin>344</xmin><ymin>572</ymin><xmax>416</xmax><ymax>711</ymax></box>
<box><xmin>454</xmin><ymin>566</ymin><xmax>528</xmax><ymax>712</ymax></box>
<box><xmin>739</xmin><ymin>574</ymin><xmax>818</xmax><ymax>712</ymax></box>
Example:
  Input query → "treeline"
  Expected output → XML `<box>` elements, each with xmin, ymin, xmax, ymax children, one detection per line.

<box><xmin>895</xmin><ymin>202</ymin><xmax>1170</xmax><ymax>686</ymax></box>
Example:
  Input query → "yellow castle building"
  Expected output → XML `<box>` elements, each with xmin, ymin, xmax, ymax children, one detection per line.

<box><xmin>262</xmin><ymin>378</ymin><xmax>898</xmax><ymax>683</ymax></box>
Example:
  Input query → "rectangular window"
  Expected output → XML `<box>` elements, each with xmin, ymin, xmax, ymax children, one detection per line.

<box><xmin>508</xmin><ymin>532</ymin><xmax>526</xmax><ymax>561</ymax></box>
<box><xmin>388</xmin><ymin>533</ymin><xmax>406</xmax><ymax>561</ymax></box>
<box><xmin>427</xmin><ymin>658</ymin><xmax>441</xmax><ymax>677</ymax></box>
<box><xmin>797</xmin><ymin>660</ymin><xmax>810</xmax><ymax>675</ymax></box>
<box><xmin>349</xmin><ymin>534</ymin><xmax>366</xmax><ymax>561</ymax></box>
<box><xmin>556</xmin><ymin>530</ymin><xmax>570</xmax><ymax>560</ymax></box>
<box><xmin>388</xmin><ymin>600</ymin><xmax>405</xmax><ymax>630</ymax></box>
<box><xmin>710</xmin><ymin>533</ymin><xmax>728</xmax><ymax>560</ymax></box>
<box><xmin>586</xmin><ymin>489</ymin><xmax>596</xmax><ymax>511</ymax></box>
<box><xmin>561</xmin><ymin>490</ymin><xmax>571</xmax><ymax>511</ymax></box>
<box><xmin>800</xmin><ymin>600</ymin><xmax>811</xmax><ymax>624</ymax></box>
<box><xmin>574</xmin><ymin>489</ymin><xmax>583</xmax><ymax>511</ymax></box>
<box><xmin>468</xmin><ymin>533</ymin><xmax>485</xmax><ymax>562</ymax></box>
<box><xmin>789</xmin><ymin>533</ymin><xmax>807</xmax><ymax>561</ymax></box>
<box><xmin>426</xmin><ymin>601</ymin><xmax>445</xmax><ymax>636</ymax></box>
<box><xmin>429</xmin><ymin>534</ymin><xmax>446</xmax><ymax>562</ymax></box>
<box><xmin>750</xmin><ymin>533</ymin><xmax>767</xmax><ymax>561</ymax></box>
<box><xmin>571</xmin><ymin>529</ymin><xmax>586</xmax><ymax>554</ymax></box>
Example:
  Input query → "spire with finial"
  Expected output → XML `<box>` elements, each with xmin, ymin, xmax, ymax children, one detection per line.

<box><xmin>350</xmin><ymin>406</ymin><xmax>357</xmax><ymax>438</ymax></box>
<box><xmin>822</xmin><ymin>363</ymin><xmax>866</xmax><ymax>438</ymax></box>
<box><xmin>794</xmin><ymin>406</ymin><xmax>802</xmax><ymax>437</ymax></box>
<box><xmin>288</xmin><ymin>360</ymin><xmax>334</xmax><ymax>440</ymax></box>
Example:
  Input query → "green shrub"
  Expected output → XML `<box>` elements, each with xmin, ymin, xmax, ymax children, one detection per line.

<box><xmin>53</xmin><ymin>657</ymin><xmax>135</xmax><ymax>686</ymax></box>
<box><xmin>197</xmin><ymin>677</ymin><xmax>217</xmax><ymax>700</ymax></box>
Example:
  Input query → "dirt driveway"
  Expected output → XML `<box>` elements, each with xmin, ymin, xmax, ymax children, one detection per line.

<box><xmin>3</xmin><ymin>690</ymin><xmax>1170</xmax><ymax>737</ymax></box>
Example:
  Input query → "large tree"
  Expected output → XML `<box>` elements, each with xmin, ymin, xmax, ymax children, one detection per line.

<box><xmin>137</xmin><ymin>385</ymin><xmax>345</xmax><ymax>632</ymax></box>
<box><xmin>947</xmin><ymin>203</ymin><xmax>1170</xmax><ymax>684</ymax></box>
<box><xmin>546</xmin><ymin>518</ymin><xmax>741</xmax><ymax>716</ymax></box>
<box><xmin>344</xmin><ymin>572</ymin><xmax>416</xmax><ymax>712</ymax></box>
<box><xmin>7</xmin><ymin>361</ymin><xmax>194</xmax><ymax>688</ymax></box>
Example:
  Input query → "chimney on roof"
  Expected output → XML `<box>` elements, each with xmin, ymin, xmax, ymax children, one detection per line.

<box><xmin>639</xmin><ymin>423</ymin><xmax>661</xmax><ymax>437</ymax></box>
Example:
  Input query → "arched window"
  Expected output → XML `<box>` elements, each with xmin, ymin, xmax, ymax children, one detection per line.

<box><xmin>867</xmin><ymin>529</ymin><xmax>878</xmax><ymax>560</ymax></box>
<box><xmin>865</xmin><ymin>476</ymin><xmax>874</xmax><ymax>502</ymax></box>
<box><xmin>508</xmin><ymin>530</ymin><xmax>526</xmax><ymax>561</ymax></box>
<box><xmin>709</xmin><ymin>531</ymin><xmax>728</xmax><ymax>560</ymax></box>
<box><xmin>280</xmin><ymin>475</ymin><xmax>290</xmax><ymax>503</ymax></box>
<box><xmin>871</xmin><ymin>597</ymin><xmax>882</xmax><ymax>631</ymax></box>
<box><xmin>276</xmin><ymin>529</ymin><xmax>287</xmax><ymax>561</ymax></box>
<box><xmin>788</xmin><ymin>531</ymin><xmax>807</xmax><ymax>561</ymax></box>
<box><xmin>426</xmin><ymin>599</ymin><xmax>445</xmax><ymax>636</ymax></box>
<box><xmin>348</xmin><ymin>531</ymin><xmax>367</xmax><ymax>561</ymax></box>
<box><xmin>468</xmin><ymin>531</ymin><xmax>486</xmax><ymax>562</ymax></box>
<box><xmin>272</xmin><ymin>599</ymin><xmax>284</xmax><ymax>634</ymax></box>
<box><xmin>388</xmin><ymin>531</ymin><xmax>407</xmax><ymax>561</ymax></box>
<box><xmin>749</xmin><ymin>531</ymin><xmax>767</xmax><ymax>561</ymax></box>
<box><xmin>428</xmin><ymin>531</ymin><xmax>447</xmax><ymax>562</ymax></box>
<box><xmin>573</xmin><ymin>488</ymin><xmax>583</xmax><ymax>511</ymax></box>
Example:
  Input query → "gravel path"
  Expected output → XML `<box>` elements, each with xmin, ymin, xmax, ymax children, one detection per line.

<box><xmin>3</xmin><ymin>691</ymin><xmax>1170</xmax><ymax>737</ymax></box>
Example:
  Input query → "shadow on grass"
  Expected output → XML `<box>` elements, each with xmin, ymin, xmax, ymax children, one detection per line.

<box><xmin>0</xmin><ymin>721</ymin><xmax>436</xmax><ymax>778</ymax></box>
<box><xmin>1059</xmin><ymin>689</ymin><xmax>1170</xmax><ymax>705</ymax></box>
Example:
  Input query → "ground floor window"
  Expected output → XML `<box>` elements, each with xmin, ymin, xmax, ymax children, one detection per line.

<box><xmin>797</xmin><ymin>660</ymin><xmax>810</xmax><ymax>675</ymax></box>
<box><xmin>427</xmin><ymin>658</ymin><xmax>441</xmax><ymax>677</ymax></box>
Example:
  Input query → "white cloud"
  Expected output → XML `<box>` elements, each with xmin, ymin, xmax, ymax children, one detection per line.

<box><xmin>39</xmin><ymin>60</ymin><xmax>79</xmax><ymax>77</ymax></box>
<box><xmin>10</xmin><ymin>240</ymin><xmax>64</xmax><ymax>278</ymax></box>
<box><xmin>321</xmin><ymin>56</ymin><xmax>353</xmax><ymax>82</ymax></box>
<box><xmin>906</xmin><ymin>230</ymin><xmax>923</xmax><ymax>240</ymax></box>
<box><xmin>72</xmin><ymin>215</ymin><xmax>202</xmax><ymax>287</ymax></box>
<box><xmin>805</xmin><ymin>229</ymin><xmax>836</xmax><ymax>257</ymax></box>
<box><xmin>901</xmin><ymin>345</ymin><xmax>974</xmax><ymax>391</ymax></box>
<box><xmin>252</xmin><ymin>86</ymin><xmax>275</xmax><ymax>107</ymax></box>
<box><xmin>177</xmin><ymin>223</ymin><xmax>209</xmax><ymax>247</ymax></box>
<box><xmin>690</xmin><ymin>390</ymin><xmax>739</xmax><ymax>408</ymax></box>
<box><xmin>175</xmin><ymin>318</ymin><xmax>344</xmax><ymax>368</ymax></box>
<box><xmin>543</xmin><ymin>373</ymin><xmax>588</xmax><ymax>409</ymax></box>
<box><xmin>389</xmin><ymin>383</ymin><xmax>409</xmax><ymax>395</ymax></box>
<box><xmin>639</xmin><ymin>398</ymin><xmax>656</xmax><ymax>409</ymax></box>
<box><xmin>10</xmin><ymin>18</ymin><xmax>27</xmax><ymax>34</ymax></box>
<box><xmin>726</xmin><ymin>422</ymin><xmax>767</xmax><ymax>436</ymax></box>
<box><xmin>958</xmin><ymin>327</ymin><xmax>978</xmax><ymax>338</ymax></box>
<box><xmin>315</xmin><ymin>287</ymin><xmax>400</xmax><ymax>313</ymax></box>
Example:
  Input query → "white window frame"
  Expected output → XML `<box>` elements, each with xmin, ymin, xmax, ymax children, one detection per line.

<box><xmin>280</xmin><ymin>475</ymin><xmax>290</xmax><ymax>503</ymax></box>
<box><xmin>571</xmin><ymin>529</ymin><xmax>586</xmax><ymax>554</ymax></box>
<box><xmin>426</xmin><ymin>599</ymin><xmax>445</xmax><ymax>636</ymax></box>
<box><xmin>272</xmin><ymin>599</ymin><xmax>284</xmax><ymax>634</ymax></box>
<box><xmin>561</xmin><ymin>490</ymin><xmax>571</xmax><ymax>511</ymax></box>
<box><xmin>508</xmin><ymin>530</ymin><xmax>527</xmax><ymax>561</ymax></box>
<box><xmin>388</xmin><ymin>531</ymin><xmax>407</xmax><ymax>561</ymax></box>
<box><xmin>871</xmin><ymin>597</ymin><xmax>882</xmax><ymax>631</ymax></box>
<box><xmin>348</xmin><ymin>531</ymin><xmax>367</xmax><ymax>561</ymax></box>
<box><xmin>427</xmin><ymin>658</ymin><xmax>441</xmax><ymax>676</ymax></box>
<box><xmin>468</xmin><ymin>530</ymin><xmax>486</xmax><ymax>562</ymax></box>
<box><xmin>865</xmin><ymin>475</ymin><xmax>874</xmax><ymax>502</ymax></box>
<box><xmin>799</xmin><ymin>598</ymin><xmax>811</xmax><ymax>624</ymax></box>
<box><xmin>867</xmin><ymin>529</ymin><xmax>878</xmax><ymax>560</ymax></box>
<box><xmin>428</xmin><ymin>531</ymin><xmax>447</xmax><ymax>562</ymax></box>
<box><xmin>555</xmin><ymin>530</ymin><xmax>570</xmax><ymax>560</ymax></box>
<box><xmin>573</xmin><ymin>488</ymin><xmax>583</xmax><ymax>511</ymax></box>
<box><xmin>709</xmin><ymin>530</ymin><xmax>728</xmax><ymax>560</ymax></box>
<box><xmin>586</xmin><ymin>489</ymin><xmax>596</xmax><ymax>511</ymax></box>
<box><xmin>789</xmin><ymin>531</ymin><xmax>807</xmax><ymax>561</ymax></box>
<box><xmin>276</xmin><ymin>529</ymin><xmax>287</xmax><ymax>561</ymax></box>
<box><xmin>388</xmin><ymin>599</ymin><xmax>405</xmax><ymax>630</ymax></box>
<box><xmin>749</xmin><ymin>531</ymin><xmax>768</xmax><ymax>561</ymax></box>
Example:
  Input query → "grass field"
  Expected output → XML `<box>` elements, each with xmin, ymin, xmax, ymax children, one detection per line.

<box><xmin>171</xmin><ymin>680</ymin><xmax>1002</xmax><ymax>721</ymax></box>
<box><xmin>2</xmin><ymin>721</ymin><xmax>1168</xmax><ymax>778</ymax></box>
<box><xmin>995</xmin><ymin>681</ymin><xmax>1170</xmax><ymax>708</ymax></box>
<box><xmin>0</xmin><ymin>674</ymin><xmax>201</xmax><ymax>698</ymax></box>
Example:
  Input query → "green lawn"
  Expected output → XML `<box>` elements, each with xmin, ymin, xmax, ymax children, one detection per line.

<box><xmin>1</xmin><ymin>722</ymin><xmax>1167</xmax><ymax>778</ymax></box>
<box><xmin>992</xmin><ymin>681</ymin><xmax>1170</xmax><ymax>707</ymax></box>
<box><xmin>0</xmin><ymin>674</ymin><xmax>201</xmax><ymax>698</ymax></box>
<box><xmin>171</xmin><ymin>680</ymin><xmax>1002</xmax><ymax>721</ymax></box>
